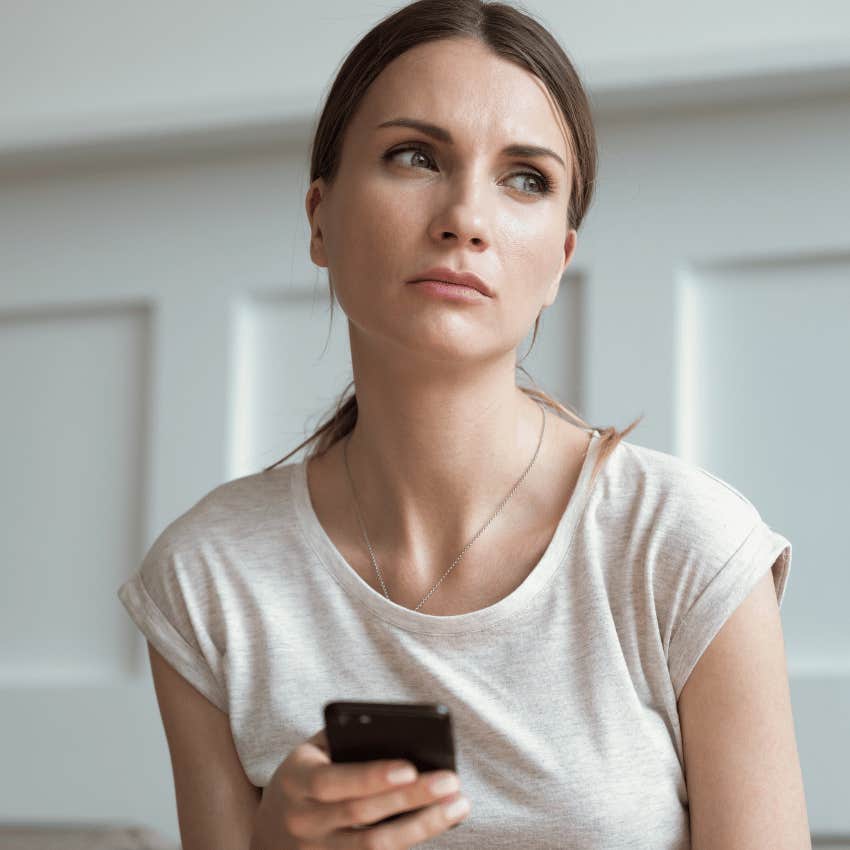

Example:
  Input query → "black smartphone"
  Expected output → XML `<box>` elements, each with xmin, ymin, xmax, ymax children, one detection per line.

<box><xmin>323</xmin><ymin>700</ymin><xmax>458</xmax><ymax>827</ymax></box>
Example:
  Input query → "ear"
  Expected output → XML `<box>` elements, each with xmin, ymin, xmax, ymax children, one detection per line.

<box><xmin>305</xmin><ymin>178</ymin><xmax>329</xmax><ymax>268</ymax></box>
<box><xmin>542</xmin><ymin>228</ymin><xmax>577</xmax><ymax>309</ymax></box>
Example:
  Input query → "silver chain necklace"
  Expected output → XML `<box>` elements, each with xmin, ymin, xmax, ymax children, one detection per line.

<box><xmin>342</xmin><ymin>400</ymin><xmax>547</xmax><ymax>612</ymax></box>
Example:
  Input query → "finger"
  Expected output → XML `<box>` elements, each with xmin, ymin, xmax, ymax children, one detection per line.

<box><xmin>285</xmin><ymin>731</ymin><xmax>419</xmax><ymax>806</ymax></box>
<box><xmin>318</xmin><ymin>769</ymin><xmax>462</xmax><ymax>834</ymax></box>
<box><xmin>281</xmin><ymin>756</ymin><xmax>422</xmax><ymax>841</ymax></box>
<box><xmin>306</xmin><ymin>758</ymin><xmax>420</xmax><ymax>804</ymax></box>
<box><xmin>276</xmin><ymin>731</ymin><xmax>331</xmax><ymax>804</ymax></box>
<box><xmin>332</xmin><ymin>789</ymin><xmax>471</xmax><ymax>847</ymax></box>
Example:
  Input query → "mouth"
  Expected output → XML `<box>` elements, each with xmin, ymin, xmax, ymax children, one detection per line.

<box><xmin>407</xmin><ymin>266</ymin><xmax>493</xmax><ymax>297</ymax></box>
<box><xmin>410</xmin><ymin>279</ymin><xmax>488</xmax><ymax>301</ymax></box>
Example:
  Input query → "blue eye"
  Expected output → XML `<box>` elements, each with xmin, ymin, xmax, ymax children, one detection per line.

<box><xmin>382</xmin><ymin>143</ymin><xmax>554</xmax><ymax>197</ymax></box>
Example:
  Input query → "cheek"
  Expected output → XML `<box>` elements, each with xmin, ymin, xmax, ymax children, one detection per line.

<box><xmin>325</xmin><ymin>185</ymin><xmax>421</xmax><ymax>313</ymax></box>
<box><xmin>341</xmin><ymin>185</ymin><xmax>420</xmax><ymax>273</ymax></box>
<box><xmin>337</xmin><ymin>176</ymin><xmax>394</xmax><ymax>239</ymax></box>
<box><xmin>500</xmin><ymin>220</ymin><xmax>564</xmax><ymax>300</ymax></box>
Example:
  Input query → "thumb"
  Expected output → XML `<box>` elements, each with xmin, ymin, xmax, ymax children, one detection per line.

<box><xmin>307</xmin><ymin>727</ymin><xmax>329</xmax><ymax>756</ymax></box>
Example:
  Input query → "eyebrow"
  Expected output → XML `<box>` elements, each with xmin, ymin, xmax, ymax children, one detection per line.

<box><xmin>376</xmin><ymin>117</ymin><xmax>567</xmax><ymax>171</ymax></box>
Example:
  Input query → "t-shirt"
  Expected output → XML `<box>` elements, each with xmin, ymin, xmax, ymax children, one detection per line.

<box><xmin>116</xmin><ymin>428</ymin><xmax>792</xmax><ymax>849</ymax></box>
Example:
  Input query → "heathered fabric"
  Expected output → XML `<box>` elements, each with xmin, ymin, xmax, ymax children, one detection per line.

<box><xmin>117</xmin><ymin>429</ymin><xmax>791</xmax><ymax>849</ymax></box>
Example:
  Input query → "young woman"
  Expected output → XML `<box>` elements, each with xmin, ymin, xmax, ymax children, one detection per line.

<box><xmin>118</xmin><ymin>1</ymin><xmax>811</xmax><ymax>847</ymax></box>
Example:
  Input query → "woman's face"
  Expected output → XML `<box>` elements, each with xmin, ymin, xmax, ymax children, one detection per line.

<box><xmin>306</xmin><ymin>36</ymin><xmax>577</xmax><ymax>367</ymax></box>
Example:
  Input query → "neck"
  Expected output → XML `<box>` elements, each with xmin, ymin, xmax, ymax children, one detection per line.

<box><xmin>342</xmin><ymin>383</ymin><xmax>547</xmax><ymax>583</ymax></box>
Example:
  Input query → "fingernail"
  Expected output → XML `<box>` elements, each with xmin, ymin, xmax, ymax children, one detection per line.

<box><xmin>430</xmin><ymin>773</ymin><xmax>460</xmax><ymax>795</ymax></box>
<box><xmin>387</xmin><ymin>765</ymin><xmax>417</xmax><ymax>784</ymax></box>
<box><xmin>443</xmin><ymin>795</ymin><xmax>470</xmax><ymax>819</ymax></box>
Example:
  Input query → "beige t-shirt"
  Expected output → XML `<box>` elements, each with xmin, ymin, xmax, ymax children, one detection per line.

<box><xmin>117</xmin><ymin>430</ymin><xmax>791</xmax><ymax>849</ymax></box>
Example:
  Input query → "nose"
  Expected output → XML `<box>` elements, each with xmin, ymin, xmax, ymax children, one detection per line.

<box><xmin>426</xmin><ymin>171</ymin><xmax>491</xmax><ymax>250</ymax></box>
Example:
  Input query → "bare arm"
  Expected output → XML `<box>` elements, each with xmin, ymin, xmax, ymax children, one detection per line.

<box><xmin>678</xmin><ymin>570</ymin><xmax>812</xmax><ymax>849</ymax></box>
<box><xmin>147</xmin><ymin>642</ymin><xmax>262</xmax><ymax>850</ymax></box>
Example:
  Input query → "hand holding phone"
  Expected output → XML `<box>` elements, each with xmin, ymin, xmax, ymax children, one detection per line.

<box><xmin>250</xmin><ymin>708</ymin><xmax>469</xmax><ymax>850</ymax></box>
<box><xmin>324</xmin><ymin>700</ymin><xmax>467</xmax><ymax>828</ymax></box>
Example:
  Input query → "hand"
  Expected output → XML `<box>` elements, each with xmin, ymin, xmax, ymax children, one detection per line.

<box><xmin>251</xmin><ymin>728</ymin><xmax>471</xmax><ymax>849</ymax></box>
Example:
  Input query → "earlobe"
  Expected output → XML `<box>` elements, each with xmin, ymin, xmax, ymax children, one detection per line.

<box><xmin>542</xmin><ymin>276</ymin><xmax>560</xmax><ymax>309</ymax></box>
<box><xmin>309</xmin><ymin>240</ymin><xmax>325</xmax><ymax>268</ymax></box>
<box><xmin>308</xmin><ymin>228</ymin><xmax>327</xmax><ymax>268</ymax></box>
<box><xmin>543</xmin><ymin>230</ymin><xmax>577</xmax><ymax>308</ymax></box>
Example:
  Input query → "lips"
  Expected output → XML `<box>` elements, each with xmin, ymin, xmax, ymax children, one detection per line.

<box><xmin>407</xmin><ymin>266</ymin><xmax>493</xmax><ymax>297</ymax></box>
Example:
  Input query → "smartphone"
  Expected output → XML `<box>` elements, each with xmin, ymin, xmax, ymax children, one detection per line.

<box><xmin>323</xmin><ymin>700</ymin><xmax>458</xmax><ymax>826</ymax></box>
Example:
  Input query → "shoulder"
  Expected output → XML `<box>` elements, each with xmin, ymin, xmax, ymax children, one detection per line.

<box><xmin>153</xmin><ymin>464</ymin><xmax>296</xmax><ymax>555</ymax></box>
<box><xmin>604</xmin><ymin>441</ymin><xmax>792</xmax><ymax>694</ymax></box>
<box><xmin>138</xmin><ymin>463</ymin><xmax>298</xmax><ymax>602</ymax></box>
<box><xmin>126</xmin><ymin>464</ymin><xmax>297</xmax><ymax>646</ymax></box>
<box><xmin>601</xmin><ymin>438</ymin><xmax>763</xmax><ymax>557</ymax></box>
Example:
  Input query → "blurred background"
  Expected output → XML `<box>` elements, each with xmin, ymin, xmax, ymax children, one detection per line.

<box><xmin>1</xmin><ymin>0</ymin><xmax>849</xmax><ymax>847</ymax></box>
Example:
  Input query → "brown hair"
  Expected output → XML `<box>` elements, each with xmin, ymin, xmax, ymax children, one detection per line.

<box><xmin>263</xmin><ymin>0</ymin><xmax>643</xmax><ymax>485</ymax></box>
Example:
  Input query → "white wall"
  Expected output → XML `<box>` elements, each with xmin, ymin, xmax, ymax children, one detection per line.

<box><xmin>3</xmin><ymin>0</ymin><xmax>850</xmax><ymax>151</ymax></box>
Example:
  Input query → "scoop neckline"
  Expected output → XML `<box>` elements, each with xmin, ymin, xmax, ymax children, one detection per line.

<box><xmin>292</xmin><ymin>427</ymin><xmax>603</xmax><ymax>634</ymax></box>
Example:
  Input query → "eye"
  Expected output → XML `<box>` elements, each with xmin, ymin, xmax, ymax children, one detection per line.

<box><xmin>383</xmin><ymin>144</ymin><xmax>437</xmax><ymax>171</ymax></box>
<box><xmin>382</xmin><ymin>143</ymin><xmax>555</xmax><ymax>197</ymax></box>
<box><xmin>504</xmin><ymin>170</ymin><xmax>553</xmax><ymax>196</ymax></box>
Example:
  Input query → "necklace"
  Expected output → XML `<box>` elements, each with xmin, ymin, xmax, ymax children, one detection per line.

<box><xmin>341</xmin><ymin>400</ymin><xmax>547</xmax><ymax>612</ymax></box>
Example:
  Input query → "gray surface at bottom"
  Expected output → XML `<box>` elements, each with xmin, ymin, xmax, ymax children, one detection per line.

<box><xmin>0</xmin><ymin>824</ymin><xmax>846</xmax><ymax>849</ymax></box>
<box><xmin>0</xmin><ymin>825</ymin><xmax>177</xmax><ymax>850</ymax></box>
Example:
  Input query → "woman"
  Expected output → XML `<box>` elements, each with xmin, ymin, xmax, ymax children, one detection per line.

<box><xmin>118</xmin><ymin>1</ymin><xmax>811</xmax><ymax>847</ymax></box>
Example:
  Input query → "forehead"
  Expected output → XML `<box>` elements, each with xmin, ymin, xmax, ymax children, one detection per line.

<box><xmin>351</xmin><ymin>37</ymin><xmax>570</xmax><ymax>162</ymax></box>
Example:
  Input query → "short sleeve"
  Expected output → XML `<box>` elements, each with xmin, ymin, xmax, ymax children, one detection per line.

<box><xmin>117</xmin><ymin>519</ymin><xmax>228</xmax><ymax>713</ymax></box>
<box><xmin>666</xmin><ymin>508</ymin><xmax>792</xmax><ymax>702</ymax></box>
